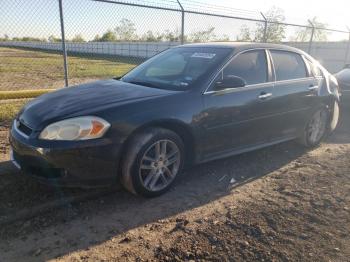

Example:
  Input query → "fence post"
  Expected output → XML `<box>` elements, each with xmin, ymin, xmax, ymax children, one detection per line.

<box><xmin>260</xmin><ymin>12</ymin><xmax>268</xmax><ymax>43</ymax></box>
<box><xmin>308</xmin><ymin>20</ymin><xmax>315</xmax><ymax>55</ymax></box>
<box><xmin>176</xmin><ymin>0</ymin><xmax>185</xmax><ymax>45</ymax></box>
<box><xmin>58</xmin><ymin>0</ymin><xmax>69</xmax><ymax>87</ymax></box>
<box><xmin>344</xmin><ymin>27</ymin><xmax>350</xmax><ymax>67</ymax></box>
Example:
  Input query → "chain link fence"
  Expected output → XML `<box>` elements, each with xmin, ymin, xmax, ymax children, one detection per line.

<box><xmin>1</xmin><ymin>0</ymin><xmax>350</xmax><ymax>95</ymax></box>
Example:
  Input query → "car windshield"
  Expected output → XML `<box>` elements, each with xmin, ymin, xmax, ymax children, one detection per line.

<box><xmin>121</xmin><ymin>47</ymin><xmax>232</xmax><ymax>90</ymax></box>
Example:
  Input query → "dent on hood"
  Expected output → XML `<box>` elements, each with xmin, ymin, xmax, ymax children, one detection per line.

<box><xmin>18</xmin><ymin>79</ymin><xmax>174</xmax><ymax>130</ymax></box>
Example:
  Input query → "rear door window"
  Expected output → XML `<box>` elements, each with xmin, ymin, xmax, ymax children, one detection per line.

<box><xmin>270</xmin><ymin>50</ymin><xmax>307</xmax><ymax>81</ymax></box>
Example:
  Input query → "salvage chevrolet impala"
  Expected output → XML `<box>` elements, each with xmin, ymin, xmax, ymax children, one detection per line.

<box><xmin>10</xmin><ymin>43</ymin><xmax>341</xmax><ymax>196</ymax></box>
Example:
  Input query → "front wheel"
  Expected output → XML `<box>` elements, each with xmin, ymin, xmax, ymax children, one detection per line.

<box><xmin>121</xmin><ymin>128</ymin><xmax>184</xmax><ymax>197</ymax></box>
<box><xmin>299</xmin><ymin>108</ymin><xmax>329</xmax><ymax>147</ymax></box>
<box><xmin>328</xmin><ymin>100</ymin><xmax>340</xmax><ymax>134</ymax></box>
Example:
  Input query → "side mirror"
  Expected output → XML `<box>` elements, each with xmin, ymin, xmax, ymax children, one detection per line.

<box><xmin>215</xmin><ymin>75</ymin><xmax>246</xmax><ymax>89</ymax></box>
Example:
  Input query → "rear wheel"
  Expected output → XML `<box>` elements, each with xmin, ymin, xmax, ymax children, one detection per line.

<box><xmin>299</xmin><ymin>108</ymin><xmax>328</xmax><ymax>147</ymax></box>
<box><xmin>121</xmin><ymin>128</ymin><xmax>184</xmax><ymax>197</ymax></box>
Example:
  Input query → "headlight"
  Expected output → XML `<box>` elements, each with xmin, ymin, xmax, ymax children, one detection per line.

<box><xmin>39</xmin><ymin>116</ymin><xmax>110</xmax><ymax>141</ymax></box>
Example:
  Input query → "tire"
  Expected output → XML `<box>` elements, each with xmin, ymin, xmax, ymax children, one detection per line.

<box><xmin>121</xmin><ymin>127</ymin><xmax>185</xmax><ymax>197</ymax></box>
<box><xmin>299</xmin><ymin>107</ymin><xmax>329</xmax><ymax>147</ymax></box>
<box><xmin>328</xmin><ymin>100</ymin><xmax>340</xmax><ymax>134</ymax></box>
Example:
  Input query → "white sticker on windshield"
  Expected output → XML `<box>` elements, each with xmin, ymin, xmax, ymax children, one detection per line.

<box><xmin>191</xmin><ymin>53</ymin><xmax>216</xmax><ymax>59</ymax></box>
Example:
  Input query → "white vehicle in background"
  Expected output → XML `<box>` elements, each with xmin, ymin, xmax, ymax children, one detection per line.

<box><xmin>335</xmin><ymin>64</ymin><xmax>350</xmax><ymax>105</ymax></box>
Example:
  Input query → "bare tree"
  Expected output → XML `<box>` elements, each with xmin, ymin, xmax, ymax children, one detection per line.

<box><xmin>161</xmin><ymin>29</ymin><xmax>181</xmax><ymax>42</ymax></box>
<box><xmin>237</xmin><ymin>6</ymin><xmax>286</xmax><ymax>43</ymax></box>
<box><xmin>236</xmin><ymin>25</ymin><xmax>253</xmax><ymax>41</ymax></box>
<box><xmin>141</xmin><ymin>30</ymin><xmax>163</xmax><ymax>42</ymax></box>
<box><xmin>256</xmin><ymin>6</ymin><xmax>286</xmax><ymax>42</ymax></box>
<box><xmin>293</xmin><ymin>17</ymin><xmax>329</xmax><ymax>42</ymax></box>
<box><xmin>188</xmin><ymin>27</ymin><xmax>216</xmax><ymax>42</ymax></box>
<box><xmin>115</xmin><ymin>18</ymin><xmax>138</xmax><ymax>41</ymax></box>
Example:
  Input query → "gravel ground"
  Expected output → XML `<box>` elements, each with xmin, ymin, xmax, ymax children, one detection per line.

<box><xmin>0</xmin><ymin>108</ymin><xmax>349</xmax><ymax>261</ymax></box>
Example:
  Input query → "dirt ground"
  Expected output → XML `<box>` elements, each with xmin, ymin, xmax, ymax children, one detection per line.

<box><xmin>0</xmin><ymin>107</ymin><xmax>349</xmax><ymax>261</ymax></box>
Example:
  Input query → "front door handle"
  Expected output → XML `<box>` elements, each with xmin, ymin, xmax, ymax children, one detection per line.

<box><xmin>258</xmin><ymin>92</ymin><xmax>272</xmax><ymax>100</ymax></box>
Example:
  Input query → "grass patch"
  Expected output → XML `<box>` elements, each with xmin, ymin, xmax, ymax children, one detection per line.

<box><xmin>0</xmin><ymin>47</ymin><xmax>139</xmax><ymax>91</ymax></box>
<box><xmin>0</xmin><ymin>89</ymin><xmax>54</xmax><ymax>100</ymax></box>
<box><xmin>0</xmin><ymin>47</ymin><xmax>139</xmax><ymax>78</ymax></box>
<box><xmin>0</xmin><ymin>100</ymin><xmax>28</xmax><ymax>123</ymax></box>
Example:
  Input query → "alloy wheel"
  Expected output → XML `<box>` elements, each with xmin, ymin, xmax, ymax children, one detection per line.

<box><xmin>139</xmin><ymin>139</ymin><xmax>180</xmax><ymax>192</ymax></box>
<box><xmin>307</xmin><ymin>110</ymin><xmax>328</xmax><ymax>144</ymax></box>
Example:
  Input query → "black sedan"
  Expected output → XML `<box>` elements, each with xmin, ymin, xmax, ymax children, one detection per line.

<box><xmin>10</xmin><ymin>42</ymin><xmax>340</xmax><ymax>197</ymax></box>
<box><xmin>335</xmin><ymin>64</ymin><xmax>350</xmax><ymax>104</ymax></box>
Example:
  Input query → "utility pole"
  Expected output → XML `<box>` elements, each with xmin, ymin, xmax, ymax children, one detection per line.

<box><xmin>177</xmin><ymin>0</ymin><xmax>185</xmax><ymax>44</ymax></box>
<box><xmin>58</xmin><ymin>0</ymin><xmax>69</xmax><ymax>87</ymax></box>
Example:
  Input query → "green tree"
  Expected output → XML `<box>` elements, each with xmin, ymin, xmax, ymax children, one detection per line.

<box><xmin>115</xmin><ymin>18</ymin><xmax>137</xmax><ymax>41</ymax></box>
<box><xmin>71</xmin><ymin>34</ymin><xmax>85</xmax><ymax>42</ymax></box>
<box><xmin>48</xmin><ymin>35</ymin><xmax>61</xmax><ymax>42</ymax></box>
<box><xmin>12</xmin><ymin>36</ymin><xmax>45</xmax><ymax>42</ymax></box>
<box><xmin>98</xmin><ymin>30</ymin><xmax>117</xmax><ymax>42</ymax></box>
<box><xmin>293</xmin><ymin>17</ymin><xmax>329</xmax><ymax>42</ymax></box>
<box><xmin>0</xmin><ymin>34</ymin><xmax>10</xmax><ymax>41</ymax></box>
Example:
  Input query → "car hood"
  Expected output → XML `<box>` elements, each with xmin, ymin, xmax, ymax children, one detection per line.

<box><xmin>19</xmin><ymin>79</ymin><xmax>173</xmax><ymax>129</ymax></box>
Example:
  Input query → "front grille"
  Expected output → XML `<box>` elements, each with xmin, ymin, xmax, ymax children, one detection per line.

<box><xmin>16</xmin><ymin>120</ymin><xmax>33</xmax><ymax>136</ymax></box>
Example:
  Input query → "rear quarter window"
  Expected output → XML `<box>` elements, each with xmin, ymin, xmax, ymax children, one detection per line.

<box><xmin>270</xmin><ymin>50</ymin><xmax>307</xmax><ymax>81</ymax></box>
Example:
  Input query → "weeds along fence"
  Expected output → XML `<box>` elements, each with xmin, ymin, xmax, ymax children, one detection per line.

<box><xmin>0</xmin><ymin>0</ymin><xmax>350</xmax><ymax>94</ymax></box>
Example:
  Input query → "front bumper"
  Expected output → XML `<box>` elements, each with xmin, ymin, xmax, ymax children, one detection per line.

<box><xmin>9</xmin><ymin>122</ymin><xmax>123</xmax><ymax>188</ymax></box>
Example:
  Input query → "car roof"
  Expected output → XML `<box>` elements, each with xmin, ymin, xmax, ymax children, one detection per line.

<box><xmin>177</xmin><ymin>42</ymin><xmax>305</xmax><ymax>55</ymax></box>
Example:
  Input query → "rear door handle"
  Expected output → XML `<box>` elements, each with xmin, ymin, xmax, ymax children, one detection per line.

<box><xmin>258</xmin><ymin>92</ymin><xmax>272</xmax><ymax>100</ymax></box>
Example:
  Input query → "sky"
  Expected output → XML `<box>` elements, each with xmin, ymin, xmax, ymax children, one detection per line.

<box><xmin>213</xmin><ymin>0</ymin><xmax>349</xmax><ymax>29</ymax></box>
<box><xmin>1</xmin><ymin>0</ymin><xmax>349</xmax><ymax>41</ymax></box>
